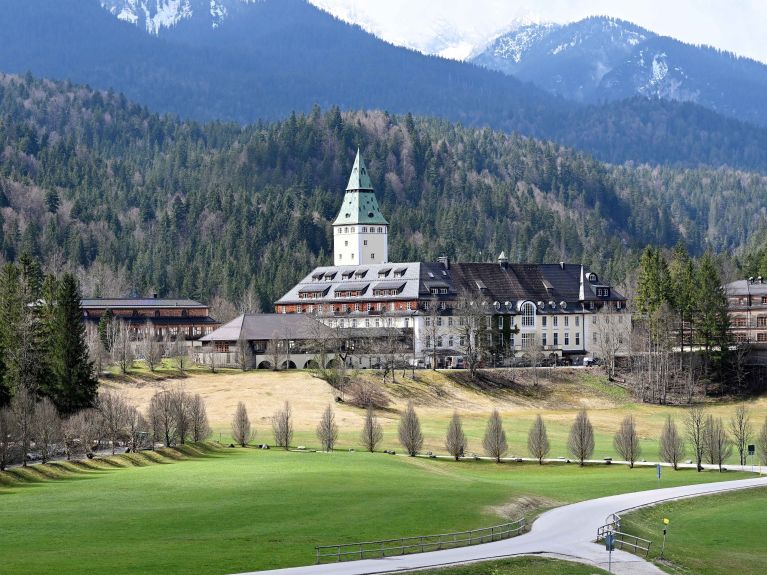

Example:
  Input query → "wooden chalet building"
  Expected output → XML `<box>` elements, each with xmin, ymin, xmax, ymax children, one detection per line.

<box><xmin>81</xmin><ymin>297</ymin><xmax>218</xmax><ymax>341</ymax></box>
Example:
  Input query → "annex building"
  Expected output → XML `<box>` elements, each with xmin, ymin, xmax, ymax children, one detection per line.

<box><xmin>199</xmin><ymin>150</ymin><xmax>630</xmax><ymax>369</ymax></box>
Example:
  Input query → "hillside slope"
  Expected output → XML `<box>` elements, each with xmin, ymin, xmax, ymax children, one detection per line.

<box><xmin>2</xmin><ymin>1</ymin><xmax>767</xmax><ymax>171</ymax></box>
<box><xmin>2</xmin><ymin>74</ymin><xmax>767</xmax><ymax>306</ymax></box>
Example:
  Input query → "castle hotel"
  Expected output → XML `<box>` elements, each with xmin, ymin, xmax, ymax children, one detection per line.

<box><xmin>199</xmin><ymin>151</ymin><xmax>630</xmax><ymax>369</ymax></box>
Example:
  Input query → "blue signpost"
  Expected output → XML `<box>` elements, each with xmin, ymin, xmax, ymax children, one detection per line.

<box><xmin>605</xmin><ymin>532</ymin><xmax>615</xmax><ymax>573</ymax></box>
<box><xmin>656</xmin><ymin>463</ymin><xmax>662</xmax><ymax>483</ymax></box>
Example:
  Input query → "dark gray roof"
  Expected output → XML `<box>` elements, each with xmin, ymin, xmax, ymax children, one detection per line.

<box><xmin>725</xmin><ymin>279</ymin><xmax>767</xmax><ymax>296</ymax></box>
<box><xmin>201</xmin><ymin>314</ymin><xmax>332</xmax><ymax>342</ymax></box>
<box><xmin>81</xmin><ymin>298</ymin><xmax>207</xmax><ymax>309</ymax></box>
<box><xmin>373</xmin><ymin>281</ymin><xmax>407</xmax><ymax>291</ymax></box>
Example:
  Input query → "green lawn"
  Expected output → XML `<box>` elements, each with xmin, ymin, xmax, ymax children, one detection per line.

<box><xmin>621</xmin><ymin>487</ymin><xmax>767</xmax><ymax>575</ymax></box>
<box><xmin>0</xmin><ymin>447</ymin><xmax>755</xmax><ymax>575</ymax></box>
<box><xmin>420</xmin><ymin>556</ymin><xmax>608</xmax><ymax>574</ymax></box>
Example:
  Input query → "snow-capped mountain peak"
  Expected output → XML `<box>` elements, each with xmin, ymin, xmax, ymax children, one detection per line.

<box><xmin>100</xmin><ymin>0</ymin><xmax>260</xmax><ymax>34</ymax></box>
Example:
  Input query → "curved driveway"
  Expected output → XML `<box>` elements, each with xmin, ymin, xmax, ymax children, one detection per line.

<box><xmin>238</xmin><ymin>475</ymin><xmax>767</xmax><ymax>575</ymax></box>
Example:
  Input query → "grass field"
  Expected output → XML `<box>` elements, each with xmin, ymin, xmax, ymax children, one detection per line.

<box><xmin>0</xmin><ymin>446</ymin><xmax>755</xmax><ymax>575</ymax></box>
<box><xmin>102</xmin><ymin>367</ymin><xmax>767</xmax><ymax>464</ymax></box>
<box><xmin>621</xmin><ymin>487</ymin><xmax>767</xmax><ymax>575</ymax></box>
<box><xmin>419</xmin><ymin>556</ymin><xmax>608</xmax><ymax>574</ymax></box>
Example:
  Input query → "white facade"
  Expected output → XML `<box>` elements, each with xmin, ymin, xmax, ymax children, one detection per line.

<box><xmin>334</xmin><ymin>223</ymin><xmax>388</xmax><ymax>266</ymax></box>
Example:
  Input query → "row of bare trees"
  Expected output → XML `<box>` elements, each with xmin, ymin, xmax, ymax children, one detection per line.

<box><xmin>86</xmin><ymin>318</ymin><xmax>192</xmax><ymax>375</ymax></box>
<box><xmin>0</xmin><ymin>386</ymin><xmax>211</xmax><ymax>470</ymax></box>
<box><xmin>224</xmin><ymin>399</ymin><xmax>767</xmax><ymax>471</ymax></box>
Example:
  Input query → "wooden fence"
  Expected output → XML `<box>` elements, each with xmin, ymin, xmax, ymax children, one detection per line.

<box><xmin>315</xmin><ymin>518</ymin><xmax>526</xmax><ymax>564</ymax></box>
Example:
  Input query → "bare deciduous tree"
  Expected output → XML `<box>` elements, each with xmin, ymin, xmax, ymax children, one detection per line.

<box><xmin>659</xmin><ymin>415</ymin><xmax>685</xmax><ymax>470</ymax></box>
<box><xmin>138</xmin><ymin>322</ymin><xmax>164</xmax><ymax>372</ymax></box>
<box><xmin>126</xmin><ymin>406</ymin><xmax>150</xmax><ymax>452</ymax></box>
<box><xmin>527</xmin><ymin>414</ymin><xmax>550</xmax><ymax>464</ymax></box>
<box><xmin>97</xmin><ymin>390</ymin><xmax>131</xmax><ymax>454</ymax></box>
<box><xmin>316</xmin><ymin>404</ymin><xmax>339</xmax><ymax>452</ymax></box>
<box><xmin>189</xmin><ymin>394</ymin><xmax>211</xmax><ymax>442</ymax></box>
<box><xmin>445</xmin><ymin>411</ymin><xmax>467</xmax><ymax>461</ymax></box>
<box><xmin>685</xmin><ymin>406</ymin><xmax>706</xmax><ymax>471</ymax></box>
<box><xmin>347</xmin><ymin>380</ymin><xmax>390</xmax><ymax>409</ymax></box>
<box><xmin>455</xmin><ymin>291</ymin><xmax>491</xmax><ymax>379</ymax></box>
<box><xmin>148</xmin><ymin>389</ymin><xmax>177</xmax><ymax>447</ymax></box>
<box><xmin>398</xmin><ymin>401</ymin><xmax>423</xmax><ymax>457</ymax></box>
<box><xmin>237</xmin><ymin>334</ymin><xmax>252</xmax><ymax>371</ymax></box>
<box><xmin>266</xmin><ymin>332</ymin><xmax>284</xmax><ymax>371</ymax></box>
<box><xmin>232</xmin><ymin>401</ymin><xmax>253</xmax><ymax>447</ymax></box>
<box><xmin>709</xmin><ymin>417</ymin><xmax>733</xmax><ymax>472</ymax></box>
<box><xmin>11</xmin><ymin>385</ymin><xmax>36</xmax><ymax>466</ymax></box>
<box><xmin>360</xmin><ymin>406</ymin><xmax>383</xmax><ymax>452</ymax></box>
<box><xmin>169</xmin><ymin>388</ymin><xmax>193</xmax><ymax>445</ymax></box>
<box><xmin>613</xmin><ymin>415</ymin><xmax>641</xmax><ymax>468</ymax></box>
<box><xmin>111</xmin><ymin>318</ymin><xmax>134</xmax><ymax>374</ymax></box>
<box><xmin>172</xmin><ymin>331</ymin><xmax>189</xmax><ymax>373</ymax></box>
<box><xmin>595</xmin><ymin>307</ymin><xmax>627</xmax><ymax>381</ymax></box>
<box><xmin>482</xmin><ymin>409</ymin><xmax>508</xmax><ymax>463</ymax></box>
<box><xmin>271</xmin><ymin>401</ymin><xmax>293</xmax><ymax>449</ymax></box>
<box><xmin>703</xmin><ymin>414</ymin><xmax>716</xmax><ymax>465</ymax></box>
<box><xmin>729</xmin><ymin>404</ymin><xmax>752</xmax><ymax>466</ymax></box>
<box><xmin>759</xmin><ymin>417</ymin><xmax>767</xmax><ymax>466</ymax></box>
<box><xmin>568</xmin><ymin>408</ymin><xmax>595</xmax><ymax>466</ymax></box>
<box><xmin>0</xmin><ymin>407</ymin><xmax>15</xmax><ymax>470</ymax></box>
<box><xmin>33</xmin><ymin>397</ymin><xmax>61</xmax><ymax>463</ymax></box>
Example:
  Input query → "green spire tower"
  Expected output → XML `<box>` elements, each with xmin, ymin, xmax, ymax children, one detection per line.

<box><xmin>333</xmin><ymin>149</ymin><xmax>389</xmax><ymax>266</ymax></box>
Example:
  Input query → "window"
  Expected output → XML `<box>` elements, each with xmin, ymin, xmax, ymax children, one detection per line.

<box><xmin>425</xmin><ymin>316</ymin><xmax>431</xmax><ymax>326</ymax></box>
<box><xmin>448</xmin><ymin>317</ymin><xmax>453</xmax><ymax>327</ymax></box>
<box><xmin>352</xmin><ymin>319</ymin><xmax>357</xmax><ymax>327</ymax></box>
<box><xmin>564</xmin><ymin>316</ymin><xmax>569</xmax><ymax>327</ymax></box>
<box><xmin>564</xmin><ymin>332</ymin><xmax>569</xmax><ymax>346</ymax></box>
<box><xmin>404</xmin><ymin>318</ymin><xmax>409</xmax><ymax>328</ymax></box>
<box><xmin>575</xmin><ymin>316</ymin><xmax>580</xmax><ymax>327</ymax></box>
<box><xmin>553</xmin><ymin>333</ymin><xmax>559</xmax><ymax>346</ymax></box>
<box><xmin>354</xmin><ymin>303</ymin><xmax>360</xmax><ymax>311</ymax></box>
<box><xmin>363</xmin><ymin>240</ymin><xmax>368</xmax><ymax>246</ymax></box>
<box><xmin>365</xmin><ymin>319</ymin><xmax>370</xmax><ymax>327</ymax></box>
<box><xmin>522</xmin><ymin>303</ymin><xmax>535</xmax><ymax>327</ymax></box>
<box><xmin>370</xmin><ymin>253</ymin><xmax>375</xmax><ymax>259</ymax></box>
<box><xmin>338</xmin><ymin>254</ymin><xmax>342</xmax><ymax>260</ymax></box>
<box><xmin>437</xmin><ymin>336</ymin><xmax>443</xmax><ymax>347</ymax></box>
<box><xmin>460</xmin><ymin>336</ymin><xmax>466</xmax><ymax>347</ymax></box>
<box><xmin>377</xmin><ymin>227</ymin><xmax>383</xmax><ymax>233</ymax></box>
<box><xmin>448</xmin><ymin>336</ymin><xmax>454</xmax><ymax>348</ymax></box>
<box><xmin>541</xmin><ymin>316</ymin><xmax>547</xmax><ymax>327</ymax></box>
<box><xmin>344</xmin><ymin>227</ymin><xmax>348</xmax><ymax>233</ymax></box>
<box><xmin>521</xmin><ymin>333</ymin><xmax>533</xmax><ymax>348</ymax></box>
<box><xmin>351</xmin><ymin>253</ymin><xmax>354</xmax><ymax>259</ymax></box>
<box><xmin>437</xmin><ymin>317</ymin><xmax>443</xmax><ymax>327</ymax></box>
<box><xmin>498</xmin><ymin>316</ymin><xmax>504</xmax><ymax>329</ymax></box>
<box><xmin>509</xmin><ymin>333</ymin><xmax>514</xmax><ymax>347</ymax></box>
<box><xmin>362</xmin><ymin>227</ymin><xmax>367</xmax><ymax>232</ymax></box>
<box><xmin>344</xmin><ymin>240</ymin><xmax>348</xmax><ymax>246</ymax></box>
<box><xmin>592</xmin><ymin>315</ymin><xmax>597</xmax><ymax>325</ymax></box>
<box><xmin>758</xmin><ymin>317</ymin><xmax>767</xmax><ymax>328</ymax></box>
<box><xmin>553</xmin><ymin>316</ymin><xmax>558</xmax><ymax>327</ymax></box>
<box><xmin>593</xmin><ymin>332</ymin><xmax>597</xmax><ymax>344</ymax></box>
<box><xmin>759</xmin><ymin>333</ymin><xmax>767</xmax><ymax>342</ymax></box>
<box><xmin>350</xmin><ymin>227</ymin><xmax>355</xmax><ymax>232</ymax></box>
<box><xmin>542</xmin><ymin>333</ymin><xmax>547</xmax><ymax>346</ymax></box>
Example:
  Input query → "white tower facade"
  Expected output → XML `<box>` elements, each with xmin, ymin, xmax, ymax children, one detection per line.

<box><xmin>333</xmin><ymin>150</ymin><xmax>389</xmax><ymax>266</ymax></box>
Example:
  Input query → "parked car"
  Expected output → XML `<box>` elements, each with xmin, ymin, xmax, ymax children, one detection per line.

<box><xmin>583</xmin><ymin>357</ymin><xmax>600</xmax><ymax>367</ymax></box>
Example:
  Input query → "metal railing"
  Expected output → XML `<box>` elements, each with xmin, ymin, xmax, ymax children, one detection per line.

<box><xmin>315</xmin><ymin>519</ymin><xmax>526</xmax><ymax>564</ymax></box>
<box><xmin>597</xmin><ymin>518</ymin><xmax>653</xmax><ymax>556</ymax></box>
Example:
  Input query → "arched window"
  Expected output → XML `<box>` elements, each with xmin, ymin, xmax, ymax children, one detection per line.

<box><xmin>522</xmin><ymin>302</ymin><xmax>536</xmax><ymax>327</ymax></box>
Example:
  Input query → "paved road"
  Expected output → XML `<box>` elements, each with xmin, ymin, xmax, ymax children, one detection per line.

<box><xmin>237</xmin><ymin>475</ymin><xmax>767</xmax><ymax>575</ymax></box>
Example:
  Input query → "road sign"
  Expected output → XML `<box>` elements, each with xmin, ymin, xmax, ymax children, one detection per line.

<box><xmin>663</xmin><ymin>517</ymin><xmax>669</xmax><ymax>525</ymax></box>
<box><xmin>656</xmin><ymin>463</ymin><xmax>662</xmax><ymax>480</ymax></box>
<box><xmin>748</xmin><ymin>444</ymin><xmax>755</xmax><ymax>456</ymax></box>
<box><xmin>605</xmin><ymin>532</ymin><xmax>615</xmax><ymax>551</ymax></box>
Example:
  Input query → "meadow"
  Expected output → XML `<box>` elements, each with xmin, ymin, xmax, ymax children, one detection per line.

<box><xmin>0</xmin><ymin>445</ymin><xmax>755</xmax><ymax>575</ymax></box>
<box><xmin>103</xmin><ymin>366</ymin><xmax>767</xmax><ymax>465</ymax></box>
<box><xmin>621</xmin><ymin>487</ymin><xmax>767</xmax><ymax>575</ymax></box>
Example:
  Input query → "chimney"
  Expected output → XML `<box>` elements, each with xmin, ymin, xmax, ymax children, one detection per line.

<box><xmin>153</xmin><ymin>293</ymin><xmax>158</xmax><ymax>299</ymax></box>
<box><xmin>559</xmin><ymin>261</ymin><xmax>565</xmax><ymax>270</ymax></box>
<box><xmin>498</xmin><ymin>251</ymin><xmax>508</xmax><ymax>269</ymax></box>
<box><xmin>437</xmin><ymin>255</ymin><xmax>450</xmax><ymax>270</ymax></box>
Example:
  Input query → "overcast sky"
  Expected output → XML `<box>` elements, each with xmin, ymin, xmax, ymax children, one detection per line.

<box><xmin>309</xmin><ymin>0</ymin><xmax>767</xmax><ymax>63</ymax></box>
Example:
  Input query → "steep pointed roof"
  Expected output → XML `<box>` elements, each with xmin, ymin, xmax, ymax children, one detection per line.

<box><xmin>345</xmin><ymin>148</ymin><xmax>374</xmax><ymax>191</ymax></box>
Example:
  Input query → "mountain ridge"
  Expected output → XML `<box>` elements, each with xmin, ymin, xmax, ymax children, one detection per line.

<box><xmin>472</xmin><ymin>15</ymin><xmax>767</xmax><ymax>127</ymax></box>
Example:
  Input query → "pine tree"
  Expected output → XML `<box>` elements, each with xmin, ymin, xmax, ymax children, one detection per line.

<box><xmin>694</xmin><ymin>252</ymin><xmax>730</xmax><ymax>375</ymax></box>
<box><xmin>49</xmin><ymin>274</ymin><xmax>97</xmax><ymax>413</ymax></box>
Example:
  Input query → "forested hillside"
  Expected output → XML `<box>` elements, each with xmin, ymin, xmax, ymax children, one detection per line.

<box><xmin>4</xmin><ymin>1</ymin><xmax>767</xmax><ymax>172</ymax></box>
<box><xmin>1</xmin><ymin>74</ymin><xmax>767</xmax><ymax>310</ymax></box>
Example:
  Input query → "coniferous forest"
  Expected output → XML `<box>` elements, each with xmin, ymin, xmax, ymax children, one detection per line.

<box><xmin>1</xmin><ymin>73</ymin><xmax>767</xmax><ymax>312</ymax></box>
